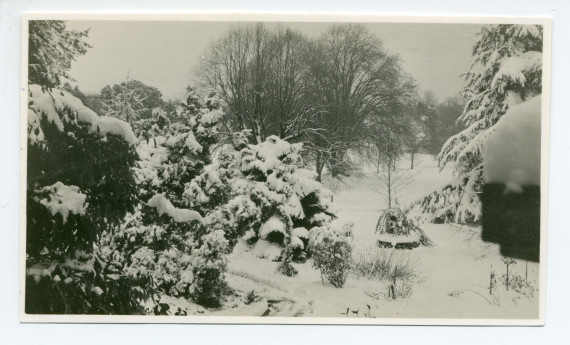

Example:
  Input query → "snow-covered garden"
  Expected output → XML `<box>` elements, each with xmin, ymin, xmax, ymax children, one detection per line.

<box><xmin>24</xmin><ymin>20</ymin><xmax>543</xmax><ymax>320</ymax></box>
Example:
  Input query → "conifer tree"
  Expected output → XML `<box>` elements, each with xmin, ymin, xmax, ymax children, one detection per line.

<box><xmin>411</xmin><ymin>24</ymin><xmax>543</xmax><ymax>225</ymax></box>
<box><xmin>25</xmin><ymin>20</ymin><xmax>155</xmax><ymax>314</ymax></box>
<box><xmin>104</xmin><ymin>75</ymin><xmax>148</xmax><ymax>125</ymax></box>
<box><xmin>28</xmin><ymin>20</ymin><xmax>91</xmax><ymax>89</ymax></box>
<box><xmin>439</xmin><ymin>25</ymin><xmax>543</xmax><ymax>175</ymax></box>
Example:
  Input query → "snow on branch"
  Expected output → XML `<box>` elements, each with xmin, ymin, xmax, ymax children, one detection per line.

<box><xmin>147</xmin><ymin>193</ymin><xmax>203</xmax><ymax>223</ymax></box>
<box><xmin>36</xmin><ymin>182</ymin><xmax>87</xmax><ymax>224</ymax></box>
<box><xmin>28</xmin><ymin>84</ymin><xmax>137</xmax><ymax>145</ymax></box>
<box><xmin>259</xmin><ymin>215</ymin><xmax>286</xmax><ymax>238</ymax></box>
<box><xmin>491</xmin><ymin>51</ymin><xmax>542</xmax><ymax>93</ymax></box>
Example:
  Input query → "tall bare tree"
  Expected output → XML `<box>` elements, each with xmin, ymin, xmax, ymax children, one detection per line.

<box><xmin>197</xmin><ymin>23</ymin><xmax>314</xmax><ymax>144</ymax></box>
<box><xmin>265</xmin><ymin>27</ymin><xmax>316</xmax><ymax>141</ymax></box>
<box><xmin>305</xmin><ymin>24</ymin><xmax>404</xmax><ymax>181</ymax></box>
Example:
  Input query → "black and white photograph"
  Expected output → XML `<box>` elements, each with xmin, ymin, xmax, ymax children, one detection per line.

<box><xmin>21</xmin><ymin>14</ymin><xmax>550</xmax><ymax>324</ymax></box>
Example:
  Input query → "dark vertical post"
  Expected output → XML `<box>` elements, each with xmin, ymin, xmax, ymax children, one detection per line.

<box><xmin>489</xmin><ymin>265</ymin><xmax>493</xmax><ymax>295</ymax></box>
<box><xmin>506</xmin><ymin>262</ymin><xmax>510</xmax><ymax>291</ymax></box>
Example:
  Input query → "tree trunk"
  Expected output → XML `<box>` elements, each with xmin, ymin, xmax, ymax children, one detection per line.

<box><xmin>387</xmin><ymin>160</ymin><xmax>392</xmax><ymax>209</ymax></box>
<box><xmin>316</xmin><ymin>152</ymin><xmax>324</xmax><ymax>182</ymax></box>
<box><xmin>377</xmin><ymin>152</ymin><xmax>381</xmax><ymax>174</ymax></box>
<box><xmin>330</xmin><ymin>151</ymin><xmax>340</xmax><ymax>178</ymax></box>
<box><xmin>253</xmin><ymin>119</ymin><xmax>263</xmax><ymax>145</ymax></box>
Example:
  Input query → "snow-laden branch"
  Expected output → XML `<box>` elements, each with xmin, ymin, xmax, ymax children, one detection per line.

<box><xmin>28</xmin><ymin>84</ymin><xmax>137</xmax><ymax>145</ymax></box>
<box><xmin>147</xmin><ymin>193</ymin><xmax>203</xmax><ymax>223</ymax></box>
<box><xmin>35</xmin><ymin>181</ymin><xmax>87</xmax><ymax>224</ymax></box>
<box><xmin>491</xmin><ymin>51</ymin><xmax>542</xmax><ymax>93</ymax></box>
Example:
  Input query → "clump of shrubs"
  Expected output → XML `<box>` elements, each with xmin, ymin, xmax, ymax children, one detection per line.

<box><xmin>309</xmin><ymin>221</ymin><xmax>353</xmax><ymax>288</ymax></box>
<box><xmin>350</xmin><ymin>244</ymin><xmax>418</xmax><ymax>281</ymax></box>
<box><xmin>185</xmin><ymin>134</ymin><xmax>336</xmax><ymax>276</ymax></box>
<box><xmin>502</xmin><ymin>273</ymin><xmax>536</xmax><ymax>299</ymax></box>
<box><xmin>350</xmin><ymin>244</ymin><xmax>419</xmax><ymax>300</ymax></box>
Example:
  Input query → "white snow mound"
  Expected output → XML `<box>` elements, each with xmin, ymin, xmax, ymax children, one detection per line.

<box><xmin>259</xmin><ymin>215</ymin><xmax>286</xmax><ymax>238</ymax></box>
<box><xmin>484</xmin><ymin>95</ymin><xmax>541</xmax><ymax>192</ymax></box>
<box><xmin>252</xmin><ymin>239</ymin><xmax>283</xmax><ymax>261</ymax></box>
<box><xmin>37</xmin><ymin>182</ymin><xmax>87</xmax><ymax>224</ymax></box>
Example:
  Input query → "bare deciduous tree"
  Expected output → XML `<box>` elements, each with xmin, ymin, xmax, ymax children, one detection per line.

<box><xmin>197</xmin><ymin>23</ymin><xmax>315</xmax><ymax>144</ymax></box>
<box><xmin>305</xmin><ymin>24</ymin><xmax>404</xmax><ymax>181</ymax></box>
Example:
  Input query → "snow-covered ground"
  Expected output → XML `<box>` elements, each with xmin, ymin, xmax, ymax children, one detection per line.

<box><xmin>184</xmin><ymin>154</ymin><xmax>539</xmax><ymax>319</ymax></box>
<box><xmin>329</xmin><ymin>154</ymin><xmax>455</xmax><ymax>246</ymax></box>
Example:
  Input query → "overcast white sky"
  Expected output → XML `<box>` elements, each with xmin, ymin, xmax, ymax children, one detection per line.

<box><xmin>66</xmin><ymin>21</ymin><xmax>482</xmax><ymax>101</ymax></box>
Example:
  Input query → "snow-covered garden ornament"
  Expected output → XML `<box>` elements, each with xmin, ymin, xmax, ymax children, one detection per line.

<box><xmin>375</xmin><ymin>208</ymin><xmax>432</xmax><ymax>249</ymax></box>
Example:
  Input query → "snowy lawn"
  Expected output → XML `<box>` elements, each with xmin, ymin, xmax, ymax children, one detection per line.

<box><xmin>180</xmin><ymin>154</ymin><xmax>539</xmax><ymax>319</ymax></box>
<box><xmin>330</xmin><ymin>154</ymin><xmax>454</xmax><ymax>246</ymax></box>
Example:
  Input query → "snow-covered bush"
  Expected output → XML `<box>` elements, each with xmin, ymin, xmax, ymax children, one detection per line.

<box><xmin>101</xmin><ymin>89</ymin><xmax>232</xmax><ymax>308</ymax></box>
<box><xmin>376</xmin><ymin>207</ymin><xmax>432</xmax><ymax>248</ymax></box>
<box><xmin>26</xmin><ymin>85</ymin><xmax>152</xmax><ymax>314</ymax></box>
<box><xmin>188</xmin><ymin>230</ymin><xmax>230</xmax><ymax>307</ymax></box>
<box><xmin>130</xmin><ymin>87</ymin><xmax>223</xmax><ymax>207</ymax></box>
<box><xmin>158</xmin><ymin>90</ymin><xmax>223</xmax><ymax>206</ymax></box>
<box><xmin>185</xmin><ymin>135</ymin><xmax>336</xmax><ymax>276</ymax></box>
<box><xmin>104</xmin><ymin>204</ymin><xmax>195</xmax><ymax>298</ymax></box>
<box><xmin>103</xmin><ymin>193</ymin><xmax>226</xmax><ymax>308</ymax></box>
<box><xmin>133</xmin><ymin>107</ymin><xmax>171</xmax><ymax>146</ymax></box>
<box><xmin>309</xmin><ymin>221</ymin><xmax>353</xmax><ymax>288</ymax></box>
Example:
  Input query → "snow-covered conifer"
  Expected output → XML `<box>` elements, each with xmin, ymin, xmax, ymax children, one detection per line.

<box><xmin>185</xmin><ymin>135</ymin><xmax>336</xmax><ymax>276</ymax></box>
<box><xmin>440</xmin><ymin>24</ymin><xmax>542</xmax><ymax>174</ymax></box>
<box><xmin>102</xmin><ymin>88</ymin><xmax>228</xmax><ymax>307</ymax></box>
<box><xmin>26</xmin><ymin>85</ymin><xmax>152</xmax><ymax>314</ymax></box>
<box><xmin>28</xmin><ymin>20</ymin><xmax>91</xmax><ymax>89</ymax></box>
<box><xmin>411</xmin><ymin>24</ymin><xmax>543</xmax><ymax>225</ymax></box>
<box><xmin>104</xmin><ymin>76</ymin><xmax>148</xmax><ymax>124</ymax></box>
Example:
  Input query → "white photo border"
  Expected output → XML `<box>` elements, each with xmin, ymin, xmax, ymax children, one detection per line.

<box><xmin>19</xmin><ymin>13</ymin><xmax>552</xmax><ymax>325</ymax></box>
